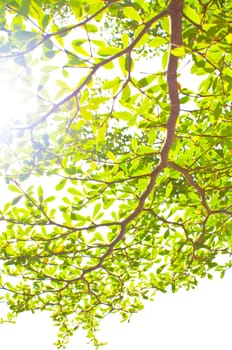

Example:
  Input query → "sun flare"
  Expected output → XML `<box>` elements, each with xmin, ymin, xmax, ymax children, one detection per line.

<box><xmin>0</xmin><ymin>66</ymin><xmax>37</xmax><ymax>130</ymax></box>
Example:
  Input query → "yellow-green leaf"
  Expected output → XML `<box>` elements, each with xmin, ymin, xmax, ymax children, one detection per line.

<box><xmin>123</xmin><ymin>7</ymin><xmax>141</xmax><ymax>22</ymax></box>
<box><xmin>171</xmin><ymin>46</ymin><xmax>185</xmax><ymax>57</ymax></box>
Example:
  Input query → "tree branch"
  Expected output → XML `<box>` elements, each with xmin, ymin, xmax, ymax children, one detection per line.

<box><xmin>69</xmin><ymin>0</ymin><xmax>184</xmax><ymax>279</ymax></box>
<box><xmin>160</xmin><ymin>0</ymin><xmax>183</xmax><ymax>165</ymax></box>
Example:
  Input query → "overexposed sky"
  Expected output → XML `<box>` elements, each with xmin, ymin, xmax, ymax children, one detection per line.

<box><xmin>1</xmin><ymin>269</ymin><xmax>232</xmax><ymax>349</ymax></box>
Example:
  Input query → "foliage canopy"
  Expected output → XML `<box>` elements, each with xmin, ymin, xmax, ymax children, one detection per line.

<box><xmin>0</xmin><ymin>0</ymin><xmax>231</xmax><ymax>348</ymax></box>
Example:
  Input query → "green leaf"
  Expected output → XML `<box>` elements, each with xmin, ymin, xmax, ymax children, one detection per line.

<box><xmin>38</xmin><ymin>185</ymin><xmax>43</xmax><ymax>202</ymax></box>
<box><xmin>138</xmin><ymin>145</ymin><xmax>155</xmax><ymax>154</ymax></box>
<box><xmin>185</xmin><ymin>7</ymin><xmax>201</xmax><ymax>25</ymax></box>
<box><xmin>92</xmin><ymin>203</ymin><xmax>101</xmax><ymax>219</ymax></box>
<box><xmin>44</xmin><ymin>196</ymin><xmax>56</xmax><ymax>203</ymax></box>
<box><xmin>66</xmin><ymin>55</ymin><xmax>87</xmax><ymax>67</ymax></box>
<box><xmin>114</xmin><ymin>111</ymin><xmax>133</xmax><ymax>121</ymax></box>
<box><xmin>85</xmin><ymin>24</ymin><xmax>98</xmax><ymax>33</ymax></box>
<box><xmin>98</xmin><ymin>46</ymin><xmax>121</xmax><ymax>57</ymax></box>
<box><xmin>8</xmin><ymin>184</ymin><xmax>21</xmax><ymax>193</ymax></box>
<box><xmin>13</xmin><ymin>30</ymin><xmax>38</xmax><ymax>41</ymax></box>
<box><xmin>162</xmin><ymin>50</ymin><xmax>169</xmax><ymax>69</ymax></box>
<box><xmin>41</xmin><ymin>14</ymin><xmax>52</xmax><ymax>30</ymax></box>
<box><xmin>103</xmin><ymin>77</ymin><xmax>121</xmax><ymax>90</ymax></box>
<box><xmin>123</xmin><ymin>7</ymin><xmax>141</xmax><ymax>22</ymax></box>
<box><xmin>150</xmin><ymin>37</ymin><xmax>167</xmax><ymax>48</ymax></box>
<box><xmin>137</xmin><ymin>75</ymin><xmax>157</xmax><ymax>88</ymax></box>
<box><xmin>106</xmin><ymin>151</ymin><xmax>116</xmax><ymax>162</ymax></box>
<box><xmin>12</xmin><ymin>195</ymin><xmax>23</xmax><ymax>205</ymax></box>
<box><xmin>71</xmin><ymin>213</ymin><xmax>87</xmax><ymax>223</ymax></box>
<box><xmin>165</xmin><ymin>182</ymin><xmax>173</xmax><ymax>197</ymax></box>
<box><xmin>72</xmin><ymin>40</ymin><xmax>89</xmax><ymax>56</ymax></box>
<box><xmin>147</xmin><ymin>129</ymin><xmax>157</xmax><ymax>145</ymax></box>
<box><xmin>20</xmin><ymin>0</ymin><xmax>31</xmax><ymax>16</ymax></box>
<box><xmin>171</xmin><ymin>46</ymin><xmax>185</xmax><ymax>57</ymax></box>
<box><xmin>68</xmin><ymin>187</ymin><xmax>83</xmax><ymax>197</ymax></box>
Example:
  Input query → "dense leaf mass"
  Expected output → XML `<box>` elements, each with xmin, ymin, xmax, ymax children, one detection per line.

<box><xmin>0</xmin><ymin>0</ymin><xmax>231</xmax><ymax>348</ymax></box>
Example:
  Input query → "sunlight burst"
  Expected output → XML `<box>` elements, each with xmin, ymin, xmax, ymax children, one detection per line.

<box><xmin>0</xmin><ymin>68</ymin><xmax>36</xmax><ymax>129</ymax></box>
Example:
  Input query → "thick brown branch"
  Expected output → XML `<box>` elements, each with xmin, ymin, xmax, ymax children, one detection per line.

<box><xmin>160</xmin><ymin>0</ymin><xmax>183</xmax><ymax>165</ymax></box>
<box><xmin>75</xmin><ymin>1</ymin><xmax>184</xmax><ymax>279</ymax></box>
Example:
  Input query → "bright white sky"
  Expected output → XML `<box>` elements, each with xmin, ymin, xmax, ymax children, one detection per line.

<box><xmin>0</xmin><ymin>270</ymin><xmax>232</xmax><ymax>349</ymax></box>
